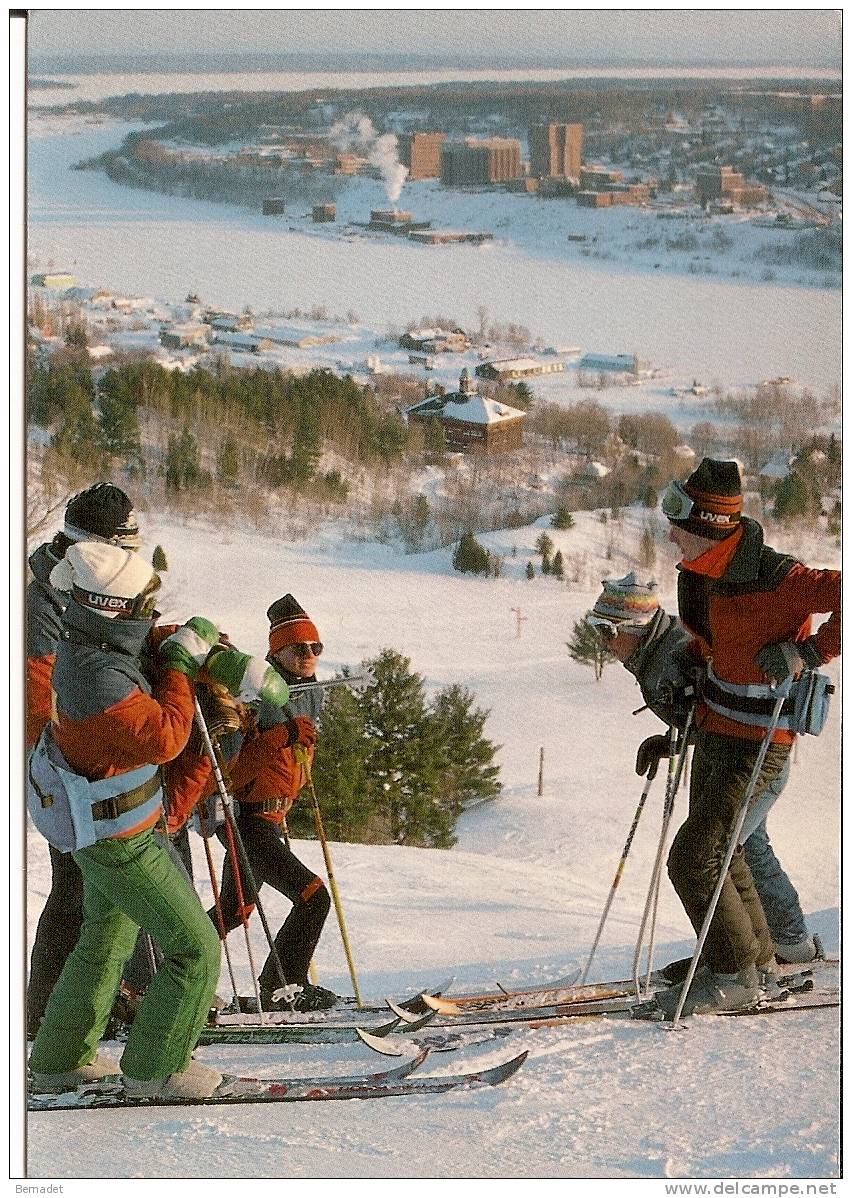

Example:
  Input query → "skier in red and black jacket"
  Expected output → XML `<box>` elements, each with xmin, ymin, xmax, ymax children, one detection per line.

<box><xmin>651</xmin><ymin>458</ymin><xmax>839</xmax><ymax>1019</ymax></box>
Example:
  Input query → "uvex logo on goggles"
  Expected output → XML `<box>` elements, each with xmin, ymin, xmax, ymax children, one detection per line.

<box><xmin>72</xmin><ymin>586</ymin><xmax>134</xmax><ymax>613</ymax></box>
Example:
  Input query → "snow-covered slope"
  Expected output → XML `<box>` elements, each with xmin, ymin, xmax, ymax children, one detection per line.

<box><xmin>22</xmin><ymin>508</ymin><xmax>840</xmax><ymax>1181</ymax></box>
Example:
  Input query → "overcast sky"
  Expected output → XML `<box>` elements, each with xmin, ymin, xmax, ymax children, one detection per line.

<box><xmin>26</xmin><ymin>8</ymin><xmax>841</xmax><ymax>67</ymax></box>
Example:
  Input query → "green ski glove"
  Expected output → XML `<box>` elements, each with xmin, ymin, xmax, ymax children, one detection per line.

<box><xmin>159</xmin><ymin>617</ymin><xmax>220</xmax><ymax>678</ymax></box>
<box><xmin>204</xmin><ymin>647</ymin><xmax>290</xmax><ymax>707</ymax></box>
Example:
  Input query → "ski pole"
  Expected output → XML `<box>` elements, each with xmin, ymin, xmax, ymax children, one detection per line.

<box><xmin>670</xmin><ymin>686</ymin><xmax>790</xmax><ymax>1029</ymax></box>
<box><xmin>294</xmin><ymin>744</ymin><xmax>365</xmax><ymax>1008</ymax></box>
<box><xmin>632</xmin><ymin>705</ymin><xmax>695</xmax><ymax>996</ymax></box>
<box><xmin>199</xmin><ymin>804</ymin><xmax>240</xmax><ymax>1006</ymax></box>
<box><xmin>193</xmin><ymin>699</ymin><xmax>293</xmax><ymax>1009</ymax></box>
<box><xmin>581</xmin><ymin>762</ymin><xmax>658</xmax><ymax>985</ymax></box>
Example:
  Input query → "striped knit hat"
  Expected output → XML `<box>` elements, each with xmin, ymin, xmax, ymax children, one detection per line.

<box><xmin>671</xmin><ymin>457</ymin><xmax>742</xmax><ymax>541</ymax></box>
<box><xmin>267</xmin><ymin>594</ymin><xmax>320</xmax><ymax>655</ymax></box>
<box><xmin>587</xmin><ymin>572</ymin><xmax>660</xmax><ymax>632</ymax></box>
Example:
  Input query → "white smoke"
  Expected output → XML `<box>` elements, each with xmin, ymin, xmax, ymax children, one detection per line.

<box><xmin>329</xmin><ymin>112</ymin><xmax>409</xmax><ymax>205</ymax></box>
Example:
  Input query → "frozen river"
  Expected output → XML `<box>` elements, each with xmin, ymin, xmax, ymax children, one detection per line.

<box><xmin>27</xmin><ymin>118</ymin><xmax>840</xmax><ymax>391</ymax></box>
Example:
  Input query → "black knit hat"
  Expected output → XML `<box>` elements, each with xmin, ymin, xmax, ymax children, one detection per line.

<box><xmin>669</xmin><ymin>457</ymin><xmax>742</xmax><ymax>541</ymax></box>
<box><xmin>64</xmin><ymin>483</ymin><xmax>140</xmax><ymax>548</ymax></box>
<box><xmin>267</xmin><ymin>594</ymin><xmax>320</xmax><ymax>655</ymax></box>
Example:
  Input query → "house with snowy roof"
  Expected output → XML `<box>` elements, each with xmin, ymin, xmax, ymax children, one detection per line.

<box><xmin>406</xmin><ymin>369</ymin><xmax>525</xmax><ymax>455</ymax></box>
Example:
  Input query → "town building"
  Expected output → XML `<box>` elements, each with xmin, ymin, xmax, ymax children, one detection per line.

<box><xmin>31</xmin><ymin>272</ymin><xmax>75</xmax><ymax>289</ymax></box>
<box><xmin>398</xmin><ymin>132</ymin><xmax>446</xmax><ymax>180</ymax></box>
<box><xmin>529</xmin><ymin>123</ymin><xmax>583</xmax><ymax>180</ymax></box>
<box><xmin>261</xmin><ymin>197</ymin><xmax>286</xmax><ymax>215</ymax></box>
<box><xmin>577</xmin><ymin>352</ymin><xmax>647</xmax><ymax>374</ymax></box>
<box><xmin>399</xmin><ymin>328</ymin><xmax>470</xmax><ymax>353</ymax></box>
<box><xmin>475</xmin><ymin>357</ymin><xmax>565</xmax><ymax>381</ymax></box>
<box><xmin>407</xmin><ymin>229</ymin><xmax>493</xmax><ymax>244</ymax></box>
<box><xmin>696</xmin><ymin>165</ymin><xmax>767</xmax><ymax>208</ymax></box>
<box><xmin>406</xmin><ymin>369</ymin><xmax>525</xmax><ymax>454</ymax></box>
<box><xmin>312</xmin><ymin>203</ymin><xmax>336</xmax><ymax>222</ymax></box>
<box><xmin>441</xmin><ymin>138</ymin><xmax>523</xmax><ymax>186</ymax></box>
<box><xmin>159</xmin><ymin>325</ymin><xmax>209</xmax><ymax>350</ymax></box>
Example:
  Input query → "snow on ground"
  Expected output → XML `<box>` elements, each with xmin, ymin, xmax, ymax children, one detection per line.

<box><xmin>22</xmin><ymin>507</ymin><xmax>840</xmax><ymax>1182</ymax></box>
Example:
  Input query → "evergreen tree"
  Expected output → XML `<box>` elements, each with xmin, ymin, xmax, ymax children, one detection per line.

<box><xmin>293</xmin><ymin>685</ymin><xmax>377</xmax><ymax>842</ymax></box>
<box><xmin>453</xmin><ymin>532</ymin><xmax>491</xmax><ymax>576</ymax></box>
<box><xmin>165</xmin><ymin>428</ymin><xmax>205</xmax><ymax>492</ymax></box>
<box><xmin>216</xmin><ymin>434</ymin><xmax>241</xmax><ymax>485</ymax></box>
<box><xmin>551</xmin><ymin>506</ymin><xmax>575</xmax><ymax>530</ymax></box>
<box><xmin>541</xmin><ymin>551</ymin><xmax>552</xmax><ymax>576</ymax></box>
<box><xmin>429</xmin><ymin>683</ymin><xmax>501</xmax><ymax>817</ymax></box>
<box><xmin>535</xmin><ymin>531</ymin><xmax>555</xmax><ymax>557</ymax></box>
<box><xmin>99</xmin><ymin>388</ymin><xmax>142</xmax><ymax>465</ymax></box>
<box><xmin>525</xmin><ymin>561</ymin><xmax>535</xmax><ymax>580</ymax></box>
<box><xmin>774</xmin><ymin>472</ymin><xmax>813</xmax><ymax>520</ymax></box>
<box><xmin>551</xmin><ymin>549</ymin><xmax>565</xmax><ymax>580</ymax></box>
<box><xmin>51</xmin><ymin>391</ymin><xmax>104</xmax><ymax>463</ymax></box>
<box><xmin>358</xmin><ymin>649</ymin><xmax>451</xmax><ymax>847</ymax></box>
<box><xmin>567</xmin><ymin>619</ymin><xmax>615</xmax><ymax>681</ymax></box>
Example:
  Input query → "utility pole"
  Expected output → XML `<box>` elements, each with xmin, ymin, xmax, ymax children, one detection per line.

<box><xmin>537</xmin><ymin>746</ymin><xmax>545</xmax><ymax>796</ymax></box>
<box><xmin>510</xmin><ymin>606</ymin><xmax>527</xmax><ymax>639</ymax></box>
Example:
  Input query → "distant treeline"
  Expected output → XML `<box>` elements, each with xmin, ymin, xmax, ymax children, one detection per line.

<box><xmin>50</xmin><ymin>76</ymin><xmax>839</xmax><ymax>145</ymax></box>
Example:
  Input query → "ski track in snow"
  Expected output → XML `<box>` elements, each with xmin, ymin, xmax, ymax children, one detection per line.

<box><xmin>22</xmin><ymin>505</ymin><xmax>840</xmax><ymax>1181</ymax></box>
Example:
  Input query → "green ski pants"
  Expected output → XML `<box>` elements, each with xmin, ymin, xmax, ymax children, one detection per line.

<box><xmin>29</xmin><ymin>828</ymin><xmax>221</xmax><ymax>1081</ymax></box>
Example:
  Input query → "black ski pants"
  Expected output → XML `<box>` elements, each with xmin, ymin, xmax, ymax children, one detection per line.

<box><xmin>210</xmin><ymin>815</ymin><xmax>330</xmax><ymax>991</ymax></box>
<box><xmin>667</xmin><ymin>731</ymin><xmax>790</xmax><ymax>975</ymax></box>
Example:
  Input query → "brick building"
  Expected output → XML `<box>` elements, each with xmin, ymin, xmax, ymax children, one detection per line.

<box><xmin>441</xmin><ymin>138</ymin><xmax>522</xmax><ymax>186</ymax></box>
<box><xmin>696</xmin><ymin>165</ymin><xmax>767</xmax><ymax>208</ymax></box>
<box><xmin>398</xmin><ymin>132</ymin><xmax>446</xmax><ymax>180</ymax></box>
<box><xmin>406</xmin><ymin>369</ymin><xmax>525</xmax><ymax>454</ymax></box>
<box><xmin>529</xmin><ymin>123</ymin><xmax>583</xmax><ymax>180</ymax></box>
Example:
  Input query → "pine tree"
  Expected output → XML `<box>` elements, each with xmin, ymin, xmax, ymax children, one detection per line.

<box><xmin>525</xmin><ymin>561</ymin><xmax>535</xmax><ymax>580</ymax></box>
<box><xmin>165</xmin><ymin>428</ymin><xmax>205</xmax><ymax>492</ymax></box>
<box><xmin>774</xmin><ymin>472</ymin><xmax>813</xmax><ymax>520</ymax></box>
<box><xmin>293</xmin><ymin>685</ymin><xmax>377</xmax><ymax>842</ymax></box>
<box><xmin>541</xmin><ymin>551</ymin><xmax>552</xmax><ymax>576</ymax></box>
<box><xmin>535</xmin><ymin>531</ymin><xmax>555</xmax><ymax>557</ymax></box>
<box><xmin>358</xmin><ymin>649</ymin><xmax>451</xmax><ymax>847</ymax></box>
<box><xmin>429</xmin><ymin>683</ymin><xmax>501</xmax><ymax>818</ymax></box>
<box><xmin>567</xmin><ymin>619</ymin><xmax>615</xmax><ymax>681</ymax></box>
<box><xmin>551</xmin><ymin>549</ymin><xmax>565</xmax><ymax>580</ymax></box>
<box><xmin>216</xmin><ymin>434</ymin><xmax>241</xmax><ymax>485</ymax></box>
<box><xmin>453</xmin><ymin>532</ymin><xmax>491</xmax><ymax>576</ymax></box>
<box><xmin>551</xmin><ymin>506</ymin><xmax>575</xmax><ymax>530</ymax></box>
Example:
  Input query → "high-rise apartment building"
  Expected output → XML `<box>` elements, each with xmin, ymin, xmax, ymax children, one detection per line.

<box><xmin>398</xmin><ymin>132</ymin><xmax>446</xmax><ymax>180</ymax></box>
<box><xmin>441</xmin><ymin>138</ymin><xmax>522</xmax><ymax>186</ymax></box>
<box><xmin>528</xmin><ymin>123</ymin><xmax>583</xmax><ymax>180</ymax></box>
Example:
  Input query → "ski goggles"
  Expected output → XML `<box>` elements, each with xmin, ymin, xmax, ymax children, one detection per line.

<box><xmin>292</xmin><ymin>641</ymin><xmax>324</xmax><ymax>658</ymax></box>
<box><xmin>661</xmin><ymin>480</ymin><xmax>695</xmax><ymax>522</ymax></box>
<box><xmin>584</xmin><ymin>613</ymin><xmax>619</xmax><ymax>640</ymax></box>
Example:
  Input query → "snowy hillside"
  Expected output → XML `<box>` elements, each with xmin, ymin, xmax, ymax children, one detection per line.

<box><xmin>22</xmin><ymin>506</ymin><xmax>840</xmax><ymax>1181</ymax></box>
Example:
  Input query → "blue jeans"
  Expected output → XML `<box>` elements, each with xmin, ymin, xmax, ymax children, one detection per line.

<box><xmin>739</xmin><ymin>757</ymin><xmax>808</xmax><ymax>948</ymax></box>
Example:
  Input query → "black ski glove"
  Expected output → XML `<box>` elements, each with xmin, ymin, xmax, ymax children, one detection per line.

<box><xmin>635</xmin><ymin>734</ymin><xmax>671</xmax><ymax>780</ymax></box>
<box><xmin>756</xmin><ymin>637</ymin><xmax>822</xmax><ymax>684</ymax></box>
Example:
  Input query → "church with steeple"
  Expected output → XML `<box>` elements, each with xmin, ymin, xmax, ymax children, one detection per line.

<box><xmin>405</xmin><ymin>369</ymin><xmax>526</xmax><ymax>455</ymax></box>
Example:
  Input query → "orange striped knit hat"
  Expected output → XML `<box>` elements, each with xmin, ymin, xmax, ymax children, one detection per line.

<box><xmin>588</xmin><ymin>572</ymin><xmax>659</xmax><ymax>630</ymax></box>
<box><xmin>267</xmin><ymin>594</ymin><xmax>320</xmax><ymax>655</ymax></box>
<box><xmin>674</xmin><ymin>457</ymin><xmax>742</xmax><ymax>540</ymax></box>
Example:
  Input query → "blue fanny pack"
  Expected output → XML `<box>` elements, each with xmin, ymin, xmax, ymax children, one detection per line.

<box><xmin>27</xmin><ymin>726</ymin><xmax>163</xmax><ymax>852</ymax></box>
